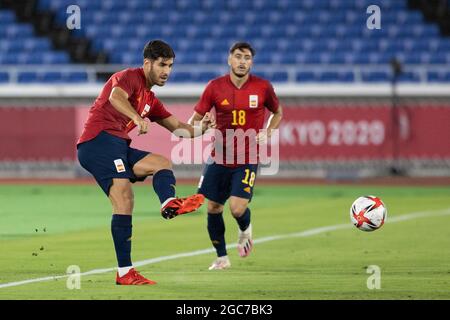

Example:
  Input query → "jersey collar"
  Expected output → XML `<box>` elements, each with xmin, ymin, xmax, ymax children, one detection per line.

<box><xmin>228</xmin><ymin>74</ymin><xmax>252</xmax><ymax>90</ymax></box>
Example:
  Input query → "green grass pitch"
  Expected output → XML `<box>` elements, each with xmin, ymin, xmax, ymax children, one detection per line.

<box><xmin>0</xmin><ymin>183</ymin><xmax>449</xmax><ymax>300</ymax></box>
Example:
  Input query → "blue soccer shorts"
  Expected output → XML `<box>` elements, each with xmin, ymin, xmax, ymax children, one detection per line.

<box><xmin>77</xmin><ymin>131</ymin><xmax>150</xmax><ymax>196</ymax></box>
<box><xmin>197</xmin><ymin>161</ymin><xmax>258</xmax><ymax>205</ymax></box>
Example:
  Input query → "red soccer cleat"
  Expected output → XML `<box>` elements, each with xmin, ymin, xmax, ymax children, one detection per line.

<box><xmin>116</xmin><ymin>268</ymin><xmax>157</xmax><ymax>285</ymax></box>
<box><xmin>161</xmin><ymin>194</ymin><xmax>205</xmax><ymax>219</ymax></box>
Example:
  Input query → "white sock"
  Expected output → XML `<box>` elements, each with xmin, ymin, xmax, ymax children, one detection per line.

<box><xmin>161</xmin><ymin>197</ymin><xmax>176</xmax><ymax>208</ymax></box>
<box><xmin>118</xmin><ymin>266</ymin><xmax>133</xmax><ymax>277</ymax></box>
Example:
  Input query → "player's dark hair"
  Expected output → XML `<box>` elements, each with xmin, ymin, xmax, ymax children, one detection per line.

<box><xmin>229</xmin><ymin>42</ymin><xmax>255</xmax><ymax>57</ymax></box>
<box><xmin>143</xmin><ymin>40</ymin><xmax>175</xmax><ymax>60</ymax></box>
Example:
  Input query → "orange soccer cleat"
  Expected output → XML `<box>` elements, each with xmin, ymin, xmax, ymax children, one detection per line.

<box><xmin>161</xmin><ymin>194</ymin><xmax>205</xmax><ymax>219</ymax></box>
<box><xmin>116</xmin><ymin>268</ymin><xmax>157</xmax><ymax>285</ymax></box>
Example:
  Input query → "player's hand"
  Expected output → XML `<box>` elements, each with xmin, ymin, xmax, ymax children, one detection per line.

<box><xmin>132</xmin><ymin>115</ymin><xmax>148</xmax><ymax>135</ymax></box>
<box><xmin>256</xmin><ymin>129</ymin><xmax>270</xmax><ymax>144</ymax></box>
<box><xmin>201</xmin><ymin>112</ymin><xmax>216</xmax><ymax>132</ymax></box>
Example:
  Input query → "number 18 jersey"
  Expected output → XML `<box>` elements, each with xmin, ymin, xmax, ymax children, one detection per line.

<box><xmin>194</xmin><ymin>74</ymin><xmax>279</xmax><ymax>166</ymax></box>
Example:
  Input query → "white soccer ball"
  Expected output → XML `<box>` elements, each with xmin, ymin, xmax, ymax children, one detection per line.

<box><xmin>350</xmin><ymin>195</ymin><xmax>387</xmax><ymax>232</ymax></box>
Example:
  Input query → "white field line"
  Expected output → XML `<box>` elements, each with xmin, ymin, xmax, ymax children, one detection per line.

<box><xmin>1</xmin><ymin>208</ymin><xmax>449</xmax><ymax>289</ymax></box>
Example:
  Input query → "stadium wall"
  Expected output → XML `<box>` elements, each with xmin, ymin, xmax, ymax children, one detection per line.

<box><xmin>1</xmin><ymin>87</ymin><xmax>450</xmax><ymax>179</ymax></box>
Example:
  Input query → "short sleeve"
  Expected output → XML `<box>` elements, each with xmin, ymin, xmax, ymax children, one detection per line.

<box><xmin>111</xmin><ymin>69</ymin><xmax>139</xmax><ymax>97</ymax></box>
<box><xmin>194</xmin><ymin>81</ymin><xmax>215</xmax><ymax>115</ymax></box>
<box><xmin>264</xmin><ymin>82</ymin><xmax>280</xmax><ymax>113</ymax></box>
<box><xmin>147</xmin><ymin>97</ymin><xmax>172</xmax><ymax>122</ymax></box>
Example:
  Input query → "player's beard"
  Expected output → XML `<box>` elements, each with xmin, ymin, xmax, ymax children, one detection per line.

<box><xmin>148</xmin><ymin>66</ymin><xmax>168</xmax><ymax>87</ymax></box>
<box><xmin>232</xmin><ymin>66</ymin><xmax>250</xmax><ymax>78</ymax></box>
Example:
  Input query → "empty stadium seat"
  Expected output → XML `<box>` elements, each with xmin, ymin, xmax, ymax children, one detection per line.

<box><xmin>1</xmin><ymin>0</ymin><xmax>449</xmax><ymax>84</ymax></box>
<box><xmin>0</xmin><ymin>72</ymin><xmax>9</xmax><ymax>83</ymax></box>
<box><xmin>17</xmin><ymin>71</ymin><xmax>89</xmax><ymax>83</ymax></box>
<box><xmin>428</xmin><ymin>71</ymin><xmax>450</xmax><ymax>82</ymax></box>
<box><xmin>296</xmin><ymin>71</ymin><xmax>316</xmax><ymax>82</ymax></box>
<box><xmin>362</xmin><ymin>71</ymin><xmax>391</xmax><ymax>82</ymax></box>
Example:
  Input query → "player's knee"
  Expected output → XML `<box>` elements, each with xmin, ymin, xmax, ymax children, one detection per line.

<box><xmin>208</xmin><ymin>201</ymin><xmax>224</xmax><ymax>213</ymax></box>
<box><xmin>230</xmin><ymin>204</ymin><xmax>247</xmax><ymax>218</ymax></box>
<box><xmin>134</xmin><ymin>154</ymin><xmax>172</xmax><ymax>177</ymax></box>
<box><xmin>114</xmin><ymin>192</ymin><xmax>134</xmax><ymax>213</ymax></box>
<box><xmin>109</xmin><ymin>182</ymin><xmax>134</xmax><ymax>213</ymax></box>
<box><xmin>154</xmin><ymin>155</ymin><xmax>172</xmax><ymax>171</ymax></box>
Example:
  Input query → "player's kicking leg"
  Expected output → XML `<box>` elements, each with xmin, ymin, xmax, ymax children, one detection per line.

<box><xmin>77</xmin><ymin>132</ymin><xmax>157</xmax><ymax>285</ymax></box>
<box><xmin>230</xmin><ymin>196</ymin><xmax>253</xmax><ymax>258</ymax></box>
<box><xmin>109</xmin><ymin>178</ymin><xmax>156</xmax><ymax>285</ymax></box>
<box><xmin>132</xmin><ymin>153</ymin><xmax>204</xmax><ymax>219</ymax></box>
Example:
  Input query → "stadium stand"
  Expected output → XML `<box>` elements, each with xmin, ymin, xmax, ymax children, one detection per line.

<box><xmin>0</xmin><ymin>9</ymin><xmax>70</xmax><ymax>65</ymax></box>
<box><xmin>0</xmin><ymin>0</ymin><xmax>449</xmax><ymax>83</ymax></box>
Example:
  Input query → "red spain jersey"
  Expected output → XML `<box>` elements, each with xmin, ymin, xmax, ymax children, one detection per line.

<box><xmin>194</xmin><ymin>74</ymin><xmax>279</xmax><ymax>166</ymax></box>
<box><xmin>77</xmin><ymin>68</ymin><xmax>172</xmax><ymax>145</ymax></box>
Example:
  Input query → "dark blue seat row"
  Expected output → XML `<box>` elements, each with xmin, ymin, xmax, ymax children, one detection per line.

<box><xmin>67</xmin><ymin>9</ymin><xmax>423</xmax><ymax>27</ymax></box>
<box><xmin>0</xmin><ymin>70</ymin><xmax>448</xmax><ymax>84</ymax></box>
<box><xmin>0</xmin><ymin>38</ymin><xmax>52</xmax><ymax>52</ymax></box>
<box><xmin>74</xmin><ymin>23</ymin><xmax>439</xmax><ymax>40</ymax></box>
<box><xmin>108</xmin><ymin>50</ymin><xmax>450</xmax><ymax>65</ymax></box>
<box><xmin>1</xmin><ymin>0</ymin><xmax>448</xmax><ymax>84</ymax></box>
<box><xmin>15</xmin><ymin>72</ymin><xmax>88</xmax><ymax>83</ymax></box>
<box><xmin>0</xmin><ymin>52</ymin><xmax>70</xmax><ymax>64</ymax></box>
<box><xmin>40</xmin><ymin>0</ymin><xmax>408</xmax><ymax>12</ymax></box>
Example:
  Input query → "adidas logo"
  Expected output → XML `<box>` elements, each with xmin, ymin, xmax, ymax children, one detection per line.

<box><xmin>221</xmin><ymin>99</ymin><xmax>230</xmax><ymax>106</ymax></box>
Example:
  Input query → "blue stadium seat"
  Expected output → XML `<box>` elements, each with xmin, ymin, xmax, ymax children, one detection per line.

<box><xmin>256</xmin><ymin>52</ymin><xmax>273</xmax><ymax>64</ymax></box>
<box><xmin>304</xmin><ymin>54</ymin><xmax>322</xmax><ymax>64</ymax></box>
<box><xmin>328</xmin><ymin>53</ymin><xmax>347</xmax><ymax>64</ymax></box>
<box><xmin>436</xmin><ymin>39</ymin><xmax>450</xmax><ymax>52</ymax></box>
<box><xmin>398</xmin><ymin>71</ymin><xmax>421</xmax><ymax>82</ymax></box>
<box><xmin>296</xmin><ymin>71</ymin><xmax>316</xmax><ymax>82</ymax></box>
<box><xmin>429</xmin><ymin>53</ymin><xmax>449</xmax><ymax>64</ymax></box>
<box><xmin>428</xmin><ymin>71</ymin><xmax>450</xmax><ymax>82</ymax></box>
<box><xmin>265</xmin><ymin>72</ymin><xmax>288</xmax><ymax>82</ymax></box>
<box><xmin>403</xmin><ymin>53</ymin><xmax>423</xmax><ymax>64</ymax></box>
<box><xmin>18</xmin><ymin>72</ymin><xmax>38</xmax><ymax>83</ymax></box>
<box><xmin>0</xmin><ymin>10</ymin><xmax>16</xmax><ymax>24</ymax></box>
<box><xmin>0</xmin><ymin>72</ymin><xmax>9</xmax><ymax>83</ymax></box>
<box><xmin>319</xmin><ymin>71</ymin><xmax>354</xmax><ymax>82</ymax></box>
<box><xmin>362</xmin><ymin>71</ymin><xmax>390</xmax><ymax>82</ymax></box>
<box><xmin>195</xmin><ymin>72</ymin><xmax>220</xmax><ymax>82</ymax></box>
<box><xmin>1</xmin><ymin>0</ymin><xmax>447</xmax><ymax>84</ymax></box>
<box><xmin>171</xmin><ymin>72</ymin><xmax>193</xmax><ymax>83</ymax></box>
<box><xmin>42</xmin><ymin>52</ymin><xmax>70</xmax><ymax>64</ymax></box>
<box><xmin>67</xmin><ymin>72</ymin><xmax>88</xmax><ymax>82</ymax></box>
<box><xmin>16</xmin><ymin>71</ymin><xmax>90</xmax><ymax>83</ymax></box>
<box><xmin>0</xmin><ymin>24</ymin><xmax>34</xmax><ymax>37</ymax></box>
<box><xmin>42</xmin><ymin>72</ymin><xmax>63</xmax><ymax>83</ymax></box>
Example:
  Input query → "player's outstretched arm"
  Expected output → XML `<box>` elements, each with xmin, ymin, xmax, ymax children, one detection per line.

<box><xmin>156</xmin><ymin>112</ymin><xmax>215</xmax><ymax>138</ymax></box>
<box><xmin>109</xmin><ymin>87</ymin><xmax>148</xmax><ymax>135</ymax></box>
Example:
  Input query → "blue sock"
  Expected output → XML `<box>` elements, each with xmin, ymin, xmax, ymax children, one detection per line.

<box><xmin>207</xmin><ymin>212</ymin><xmax>227</xmax><ymax>257</ymax></box>
<box><xmin>111</xmin><ymin>214</ymin><xmax>132</xmax><ymax>268</ymax></box>
<box><xmin>152</xmin><ymin>169</ymin><xmax>176</xmax><ymax>204</ymax></box>
<box><xmin>235</xmin><ymin>208</ymin><xmax>251</xmax><ymax>231</ymax></box>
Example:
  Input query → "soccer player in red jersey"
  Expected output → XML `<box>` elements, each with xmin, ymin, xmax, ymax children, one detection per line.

<box><xmin>77</xmin><ymin>40</ymin><xmax>214</xmax><ymax>285</ymax></box>
<box><xmin>189</xmin><ymin>42</ymin><xmax>283</xmax><ymax>270</ymax></box>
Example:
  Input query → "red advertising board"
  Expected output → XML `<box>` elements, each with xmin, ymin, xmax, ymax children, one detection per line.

<box><xmin>277</xmin><ymin>105</ymin><xmax>450</xmax><ymax>160</ymax></box>
<box><xmin>0</xmin><ymin>104</ymin><xmax>449</xmax><ymax>161</ymax></box>
<box><xmin>0</xmin><ymin>107</ymin><xmax>76</xmax><ymax>160</ymax></box>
